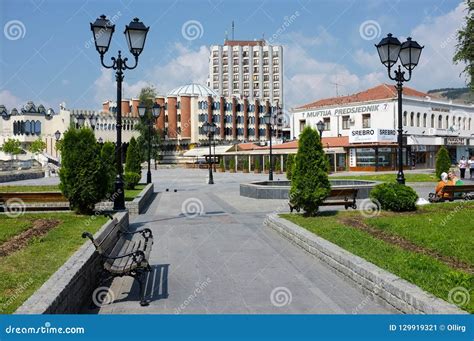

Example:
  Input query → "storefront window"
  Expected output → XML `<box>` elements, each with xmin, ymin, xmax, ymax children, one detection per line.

<box><xmin>355</xmin><ymin>147</ymin><xmax>395</xmax><ymax>168</ymax></box>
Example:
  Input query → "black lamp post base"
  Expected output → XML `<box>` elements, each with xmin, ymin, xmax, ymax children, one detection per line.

<box><xmin>147</xmin><ymin>170</ymin><xmax>152</xmax><ymax>184</ymax></box>
<box><xmin>113</xmin><ymin>178</ymin><xmax>126</xmax><ymax>210</ymax></box>
<box><xmin>396</xmin><ymin>172</ymin><xmax>405</xmax><ymax>185</ymax></box>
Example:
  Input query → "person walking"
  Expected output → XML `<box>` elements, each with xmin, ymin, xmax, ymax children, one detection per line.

<box><xmin>458</xmin><ymin>156</ymin><xmax>467</xmax><ymax>179</ymax></box>
<box><xmin>469</xmin><ymin>156</ymin><xmax>474</xmax><ymax>180</ymax></box>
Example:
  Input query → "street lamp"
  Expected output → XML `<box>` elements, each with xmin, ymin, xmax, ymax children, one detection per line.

<box><xmin>77</xmin><ymin>113</ymin><xmax>85</xmax><ymax>127</ymax></box>
<box><xmin>98</xmin><ymin>137</ymin><xmax>103</xmax><ymax>144</ymax></box>
<box><xmin>54</xmin><ymin>130</ymin><xmax>61</xmax><ymax>141</ymax></box>
<box><xmin>138</xmin><ymin>102</ymin><xmax>161</xmax><ymax>184</ymax></box>
<box><xmin>263</xmin><ymin>110</ymin><xmax>274</xmax><ymax>181</ymax></box>
<box><xmin>316</xmin><ymin>120</ymin><xmax>325</xmax><ymax>138</ymax></box>
<box><xmin>89</xmin><ymin>114</ymin><xmax>97</xmax><ymax>130</ymax></box>
<box><xmin>90</xmin><ymin>15</ymin><xmax>149</xmax><ymax>210</ymax></box>
<box><xmin>202</xmin><ymin>121</ymin><xmax>217</xmax><ymax>184</ymax></box>
<box><xmin>375</xmin><ymin>33</ymin><xmax>423</xmax><ymax>185</ymax></box>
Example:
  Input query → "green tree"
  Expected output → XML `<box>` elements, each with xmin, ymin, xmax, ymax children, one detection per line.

<box><xmin>135</xmin><ymin>86</ymin><xmax>162</xmax><ymax>163</ymax></box>
<box><xmin>243</xmin><ymin>158</ymin><xmax>249</xmax><ymax>172</ymax></box>
<box><xmin>229</xmin><ymin>157</ymin><xmax>236</xmax><ymax>172</ymax></box>
<box><xmin>125</xmin><ymin>137</ymin><xmax>142</xmax><ymax>174</ymax></box>
<box><xmin>453</xmin><ymin>0</ymin><xmax>474</xmax><ymax>91</ymax></box>
<box><xmin>290</xmin><ymin>126</ymin><xmax>331</xmax><ymax>216</ymax></box>
<box><xmin>59</xmin><ymin>128</ymin><xmax>109</xmax><ymax>214</ymax></box>
<box><xmin>254</xmin><ymin>158</ymin><xmax>260</xmax><ymax>172</ymax></box>
<box><xmin>1</xmin><ymin>138</ymin><xmax>22</xmax><ymax>159</ymax></box>
<box><xmin>219</xmin><ymin>158</ymin><xmax>225</xmax><ymax>171</ymax></box>
<box><xmin>435</xmin><ymin>146</ymin><xmax>452</xmax><ymax>179</ymax></box>
<box><xmin>286</xmin><ymin>154</ymin><xmax>295</xmax><ymax>180</ymax></box>
<box><xmin>100</xmin><ymin>142</ymin><xmax>117</xmax><ymax>195</ymax></box>
<box><xmin>28</xmin><ymin>138</ymin><xmax>46</xmax><ymax>155</ymax></box>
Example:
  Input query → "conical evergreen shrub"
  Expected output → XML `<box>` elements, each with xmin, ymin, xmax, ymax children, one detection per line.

<box><xmin>435</xmin><ymin>146</ymin><xmax>451</xmax><ymax>179</ymax></box>
<box><xmin>289</xmin><ymin>126</ymin><xmax>330</xmax><ymax>216</ymax></box>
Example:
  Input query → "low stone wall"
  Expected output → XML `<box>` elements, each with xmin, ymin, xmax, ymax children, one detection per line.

<box><xmin>95</xmin><ymin>183</ymin><xmax>154</xmax><ymax>216</ymax></box>
<box><xmin>0</xmin><ymin>169</ymin><xmax>44</xmax><ymax>183</ymax></box>
<box><xmin>15</xmin><ymin>212</ymin><xmax>129</xmax><ymax>314</ymax></box>
<box><xmin>240</xmin><ymin>180</ymin><xmax>378</xmax><ymax>200</ymax></box>
<box><xmin>265</xmin><ymin>214</ymin><xmax>467</xmax><ymax>314</ymax></box>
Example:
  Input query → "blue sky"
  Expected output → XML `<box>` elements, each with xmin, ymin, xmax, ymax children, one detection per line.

<box><xmin>0</xmin><ymin>0</ymin><xmax>468</xmax><ymax>110</ymax></box>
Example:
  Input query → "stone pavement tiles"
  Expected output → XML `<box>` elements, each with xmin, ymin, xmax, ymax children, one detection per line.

<box><xmin>96</xmin><ymin>169</ymin><xmax>393</xmax><ymax>314</ymax></box>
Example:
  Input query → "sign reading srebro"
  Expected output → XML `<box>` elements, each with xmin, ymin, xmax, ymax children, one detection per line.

<box><xmin>349</xmin><ymin>128</ymin><xmax>397</xmax><ymax>143</ymax></box>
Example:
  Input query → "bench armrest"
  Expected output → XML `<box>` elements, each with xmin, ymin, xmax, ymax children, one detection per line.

<box><xmin>82</xmin><ymin>232</ymin><xmax>103</xmax><ymax>253</ymax></box>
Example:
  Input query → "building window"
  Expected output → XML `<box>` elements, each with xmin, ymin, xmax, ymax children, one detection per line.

<box><xmin>431</xmin><ymin>114</ymin><xmax>435</xmax><ymax>128</ymax></box>
<box><xmin>438</xmin><ymin>115</ymin><xmax>442</xmax><ymax>128</ymax></box>
<box><xmin>273</xmin><ymin>67</ymin><xmax>279</xmax><ymax>73</ymax></box>
<box><xmin>323</xmin><ymin>117</ymin><xmax>330</xmax><ymax>131</ymax></box>
<box><xmin>416</xmin><ymin>113</ymin><xmax>420</xmax><ymax>127</ymax></box>
<box><xmin>273</xmin><ymin>75</ymin><xmax>279</xmax><ymax>81</ymax></box>
<box><xmin>445</xmin><ymin>115</ymin><xmax>449</xmax><ymax>129</ymax></box>
<box><xmin>253</xmin><ymin>51</ymin><xmax>259</xmax><ymax>57</ymax></box>
<box><xmin>253</xmin><ymin>66</ymin><xmax>259</xmax><ymax>73</ymax></box>
<box><xmin>299</xmin><ymin>120</ymin><xmax>306</xmax><ymax>132</ymax></box>
<box><xmin>403</xmin><ymin>111</ymin><xmax>407</xmax><ymax>126</ymax></box>
<box><xmin>342</xmin><ymin>115</ymin><xmax>350</xmax><ymax>129</ymax></box>
<box><xmin>233</xmin><ymin>74</ymin><xmax>239</xmax><ymax>81</ymax></box>
<box><xmin>243</xmin><ymin>67</ymin><xmax>249</xmax><ymax>73</ymax></box>
<box><xmin>410</xmin><ymin>112</ymin><xmax>414</xmax><ymax>126</ymax></box>
<box><xmin>362</xmin><ymin>114</ymin><xmax>371</xmax><ymax>128</ymax></box>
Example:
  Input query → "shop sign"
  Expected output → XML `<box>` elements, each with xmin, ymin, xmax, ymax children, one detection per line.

<box><xmin>446</xmin><ymin>137</ymin><xmax>465</xmax><ymax>145</ymax></box>
<box><xmin>301</xmin><ymin>103</ymin><xmax>390</xmax><ymax>118</ymax></box>
<box><xmin>349</xmin><ymin>148</ymin><xmax>356</xmax><ymax>167</ymax></box>
<box><xmin>349</xmin><ymin>128</ymin><xmax>397</xmax><ymax>143</ymax></box>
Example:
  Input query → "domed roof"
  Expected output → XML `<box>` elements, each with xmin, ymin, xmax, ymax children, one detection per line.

<box><xmin>167</xmin><ymin>83</ymin><xmax>218</xmax><ymax>97</ymax></box>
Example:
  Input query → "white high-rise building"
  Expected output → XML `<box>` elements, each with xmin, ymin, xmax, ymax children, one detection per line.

<box><xmin>208</xmin><ymin>40</ymin><xmax>283</xmax><ymax>107</ymax></box>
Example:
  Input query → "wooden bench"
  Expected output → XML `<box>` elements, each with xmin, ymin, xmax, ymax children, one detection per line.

<box><xmin>82</xmin><ymin>218</ymin><xmax>154</xmax><ymax>306</ymax></box>
<box><xmin>0</xmin><ymin>192</ymin><xmax>67</xmax><ymax>202</ymax></box>
<box><xmin>0</xmin><ymin>192</ymin><xmax>70</xmax><ymax>212</ymax></box>
<box><xmin>289</xmin><ymin>187</ymin><xmax>358</xmax><ymax>212</ymax></box>
<box><xmin>428</xmin><ymin>185</ymin><xmax>474</xmax><ymax>203</ymax></box>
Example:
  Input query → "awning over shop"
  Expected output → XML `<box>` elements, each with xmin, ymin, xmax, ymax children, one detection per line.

<box><xmin>183</xmin><ymin>145</ymin><xmax>233</xmax><ymax>157</ymax></box>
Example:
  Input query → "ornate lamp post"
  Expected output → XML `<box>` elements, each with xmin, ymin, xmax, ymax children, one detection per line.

<box><xmin>77</xmin><ymin>113</ymin><xmax>86</xmax><ymax>127</ymax></box>
<box><xmin>90</xmin><ymin>15</ymin><xmax>149</xmax><ymax>210</ymax></box>
<box><xmin>54</xmin><ymin>130</ymin><xmax>61</xmax><ymax>141</ymax></box>
<box><xmin>316</xmin><ymin>120</ymin><xmax>325</xmax><ymax>138</ymax></box>
<box><xmin>263</xmin><ymin>110</ymin><xmax>274</xmax><ymax>181</ymax></box>
<box><xmin>98</xmin><ymin>137</ymin><xmax>103</xmax><ymax>144</ymax></box>
<box><xmin>202</xmin><ymin>121</ymin><xmax>217</xmax><ymax>184</ymax></box>
<box><xmin>376</xmin><ymin>33</ymin><xmax>423</xmax><ymax>185</ymax></box>
<box><xmin>138</xmin><ymin>102</ymin><xmax>161</xmax><ymax>184</ymax></box>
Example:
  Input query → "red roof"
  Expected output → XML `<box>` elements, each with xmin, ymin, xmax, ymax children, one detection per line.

<box><xmin>296</xmin><ymin>84</ymin><xmax>431</xmax><ymax>110</ymax></box>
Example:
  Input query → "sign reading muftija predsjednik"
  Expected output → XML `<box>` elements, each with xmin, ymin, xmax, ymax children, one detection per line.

<box><xmin>301</xmin><ymin>103</ymin><xmax>391</xmax><ymax>118</ymax></box>
<box><xmin>349</xmin><ymin>128</ymin><xmax>397</xmax><ymax>143</ymax></box>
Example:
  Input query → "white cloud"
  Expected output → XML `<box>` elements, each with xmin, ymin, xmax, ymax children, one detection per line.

<box><xmin>283</xmin><ymin>41</ymin><xmax>384</xmax><ymax>108</ymax></box>
<box><xmin>0</xmin><ymin>90</ymin><xmax>24</xmax><ymax>109</ymax></box>
<box><xmin>92</xmin><ymin>43</ymin><xmax>210</xmax><ymax>106</ymax></box>
<box><xmin>408</xmin><ymin>2</ymin><xmax>468</xmax><ymax>90</ymax></box>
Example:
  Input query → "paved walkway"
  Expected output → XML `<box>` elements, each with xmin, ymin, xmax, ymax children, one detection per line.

<box><xmin>97</xmin><ymin>169</ymin><xmax>393</xmax><ymax>314</ymax></box>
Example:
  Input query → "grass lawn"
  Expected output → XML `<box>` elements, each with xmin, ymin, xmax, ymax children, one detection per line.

<box><xmin>0</xmin><ymin>213</ymin><xmax>107</xmax><ymax>313</ymax></box>
<box><xmin>281</xmin><ymin>201</ymin><xmax>474</xmax><ymax>313</ymax></box>
<box><xmin>0</xmin><ymin>184</ymin><xmax>146</xmax><ymax>201</ymax></box>
<box><xmin>330</xmin><ymin>173</ymin><xmax>438</xmax><ymax>183</ymax></box>
<box><xmin>125</xmin><ymin>184</ymin><xmax>146</xmax><ymax>201</ymax></box>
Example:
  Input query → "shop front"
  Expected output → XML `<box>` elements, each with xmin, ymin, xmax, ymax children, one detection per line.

<box><xmin>348</xmin><ymin>128</ymin><xmax>399</xmax><ymax>171</ymax></box>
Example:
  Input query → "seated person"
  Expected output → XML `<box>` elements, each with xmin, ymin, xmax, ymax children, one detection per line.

<box><xmin>435</xmin><ymin>172</ymin><xmax>449</xmax><ymax>198</ymax></box>
<box><xmin>448</xmin><ymin>171</ymin><xmax>464</xmax><ymax>198</ymax></box>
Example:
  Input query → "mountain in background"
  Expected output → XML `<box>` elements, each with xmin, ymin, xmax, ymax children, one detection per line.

<box><xmin>427</xmin><ymin>87</ymin><xmax>473</xmax><ymax>104</ymax></box>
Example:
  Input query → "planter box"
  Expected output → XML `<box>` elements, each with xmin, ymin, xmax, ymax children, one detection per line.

<box><xmin>95</xmin><ymin>183</ymin><xmax>154</xmax><ymax>216</ymax></box>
